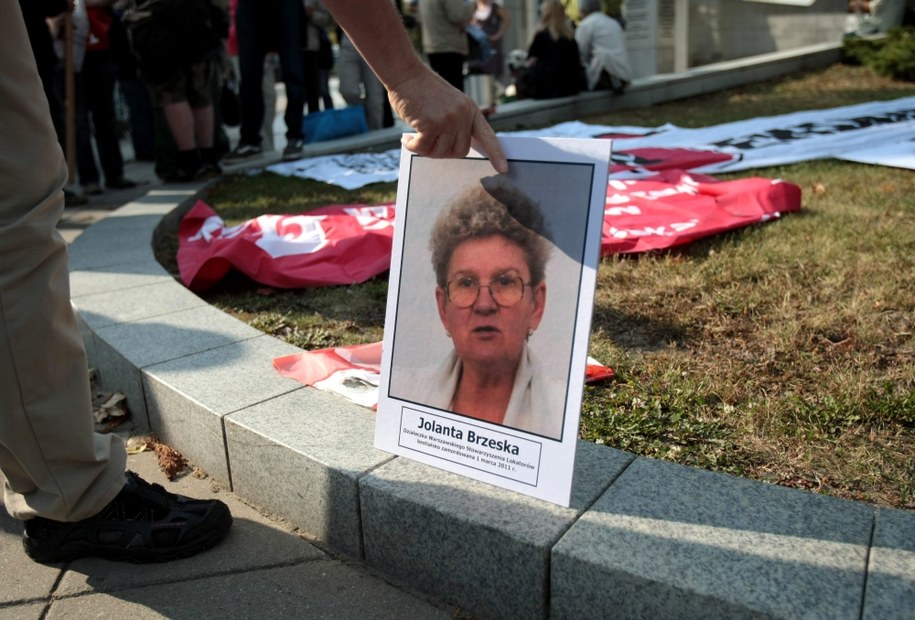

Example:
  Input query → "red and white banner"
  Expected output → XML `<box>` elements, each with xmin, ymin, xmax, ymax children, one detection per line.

<box><xmin>177</xmin><ymin>200</ymin><xmax>395</xmax><ymax>291</ymax></box>
<box><xmin>273</xmin><ymin>341</ymin><xmax>614</xmax><ymax>409</ymax></box>
<box><xmin>178</xmin><ymin>171</ymin><xmax>801</xmax><ymax>288</ymax></box>
<box><xmin>601</xmin><ymin>169</ymin><xmax>802</xmax><ymax>255</ymax></box>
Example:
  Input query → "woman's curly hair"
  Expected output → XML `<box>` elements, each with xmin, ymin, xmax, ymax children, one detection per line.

<box><xmin>430</xmin><ymin>175</ymin><xmax>553</xmax><ymax>288</ymax></box>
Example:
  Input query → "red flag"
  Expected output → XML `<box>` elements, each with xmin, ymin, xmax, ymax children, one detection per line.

<box><xmin>177</xmin><ymin>200</ymin><xmax>395</xmax><ymax>291</ymax></box>
<box><xmin>601</xmin><ymin>170</ymin><xmax>801</xmax><ymax>255</ymax></box>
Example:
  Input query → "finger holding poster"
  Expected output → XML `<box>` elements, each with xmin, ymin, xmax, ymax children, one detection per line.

<box><xmin>375</xmin><ymin>136</ymin><xmax>612</xmax><ymax>507</ymax></box>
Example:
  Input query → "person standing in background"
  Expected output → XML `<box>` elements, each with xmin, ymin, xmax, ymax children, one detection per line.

<box><xmin>75</xmin><ymin>0</ymin><xmax>138</xmax><ymax>194</ymax></box>
<box><xmin>417</xmin><ymin>0</ymin><xmax>474</xmax><ymax>91</ymax></box>
<box><xmin>337</xmin><ymin>29</ymin><xmax>387</xmax><ymax>130</ymax></box>
<box><xmin>468</xmin><ymin>0</ymin><xmax>511</xmax><ymax>93</ymax></box>
<box><xmin>226</xmin><ymin>0</ymin><xmax>307</xmax><ymax>163</ymax></box>
<box><xmin>227</xmin><ymin>0</ymin><xmax>278</xmax><ymax>152</ymax></box>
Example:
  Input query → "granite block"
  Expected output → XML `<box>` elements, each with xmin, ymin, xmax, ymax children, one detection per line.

<box><xmin>551</xmin><ymin>457</ymin><xmax>874</xmax><ymax>620</ymax></box>
<box><xmin>66</xmin><ymin>214</ymin><xmax>163</xmax><ymax>271</ymax></box>
<box><xmin>226</xmin><ymin>388</ymin><xmax>392</xmax><ymax>558</ymax></box>
<box><xmin>94</xmin><ymin>305</ymin><xmax>263</xmax><ymax>369</ymax></box>
<box><xmin>143</xmin><ymin>335</ymin><xmax>304</xmax><ymax>485</ymax></box>
<box><xmin>360</xmin><ymin>441</ymin><xmax>633</xmax><ymax>619</ymax></box>
<box><xmin>87</xmin><ymin>332</ymin><xmax>150</xmax><ymax>429</ymax></box>
<box><xmin>69</xmin><ymin>260</ymin><xmax>173</xmax><ymax>298</ymax></box>
<box><xmin>863</xmin><ymin>507</ymin><xmax>915</xmax><ymax>620</ymax></box>
<box><xmin>73</xmin><ymin>280</ymin><xmax>207</xmax><ymax>331</ymax></box>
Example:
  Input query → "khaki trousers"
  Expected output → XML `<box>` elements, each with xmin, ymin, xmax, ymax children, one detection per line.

<box><xmin>0</xmin><ymin>0</ymin><xmax>126</xmax><ymax>521</ymax></box>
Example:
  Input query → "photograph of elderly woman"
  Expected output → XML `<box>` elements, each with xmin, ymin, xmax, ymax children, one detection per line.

<box><xmin>388</xmin><ymin>156</ymin><xmax>595</xmax><ymax>441</ymax></box>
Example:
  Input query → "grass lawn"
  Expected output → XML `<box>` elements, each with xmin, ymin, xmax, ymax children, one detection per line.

<box><xmin>158</xmin><ymin>62</ymin><xmax>915</xmax><ymax>509</ymax></box>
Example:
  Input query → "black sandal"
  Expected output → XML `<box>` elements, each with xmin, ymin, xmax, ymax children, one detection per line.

<box><xmin>23</xmin><ymin>471</ymin><xmax>232</xmax><ymax>564</ymax></box>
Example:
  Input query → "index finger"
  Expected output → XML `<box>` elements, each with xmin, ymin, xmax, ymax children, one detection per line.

<box><xmin>470</xmin><ymin>111</ymin><xmax>508</xmax><ymax>174</ymax></box>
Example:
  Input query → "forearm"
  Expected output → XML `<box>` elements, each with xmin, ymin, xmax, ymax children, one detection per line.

<box><xmin>322</xmin><ymin>0</ymin><xmax>425</xmax><ymax>92</ymax></box>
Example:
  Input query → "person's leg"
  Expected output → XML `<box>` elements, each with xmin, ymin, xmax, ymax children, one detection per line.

<box><xmin>83</xmin><ymin>50</ymin><xmax>127</xmax><ymax>186</ymax></box>
<box><xmin>2</xmin><ymin>3</ymin><xmax>231</xmax><ymax>564</ymax></box>
<box><xmin>261</xmin><ymin>54</ymin><xmax>277</xmax><ymax>151</ymax></box>
<box><xmin>162</xmin><ymin>101</ymin><xmax>197</xmax><ymax>151</ymax></box>
<box><xmin>360</xmin><ymin>58</ymin><xmax>386</xmax><ymax>130</ymax></box>
<box><xmin>275</xmin><ymin>0</ymin><xmax>306</xmax><ymax>143</ymax></box>
<box><xmin>301</xmin><ymin>50</ymin><xmax>321</xmax><ymax>115</ymax></box>
<box><xmin>186</xmin><ymin>57</ymin><xmax>220</xmax><ymax>176</ymax></box>
<box><xmin>0</xmin><ymin>0</ymin><xmax>127</xmax><ymax>523</ymax></box>
<box><xmin>118</xmin><ymin>73</ymin><xmax>157</xmax><ymax>160</ymax></box>
<box><xmin>235</xmin><ymin>0</ymin><xmax>267</xmax><ymax>148</ymax></box>
<box><xmin>73</xmin><ymin>71</ymin><xmax>101</xmax><ymax>190</ymax></box>
<box><xmin>337</xmin><ymin>38</ymin><xmax>363</xmax><ymax>108</ymax></box>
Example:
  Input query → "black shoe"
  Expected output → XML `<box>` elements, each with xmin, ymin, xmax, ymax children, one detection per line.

<box><xmin>82</xmin><ymin>182</ymin><xmax>103</xmax><ymax>195</ymax></box>
<box><xmin>64</xmin><ymin>190</ymin><xmax>89</xmax><ymax>207</ymax></box>
<box><xmin>224</xmin><ymin>143</ymin><xmax>262</xmax><ymax>164</ymax></box>
<box><xmin>281</xmin><ymin>139</ymin><xmax>304</xmax><ymax>162</ymax></box>
<box><xmin>106</xmin><ymin>177</ymin><xmax>140</xmax><ymax>190</ymax></box>
<box><xmin>23</xmin><ymin>471</ymin><xmax>232</xmax><ymax>564</ymax></box>
<box><xmin>194</xmin><ymin>162</ymin><xmax>222</xmax><ymax>181</ymax></box>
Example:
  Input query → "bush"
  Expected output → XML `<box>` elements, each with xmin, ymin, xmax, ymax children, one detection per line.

<box><xmin>843</xmin><ymin>27</ymin><xmax>915</xmax><ymax>82</ymax></box>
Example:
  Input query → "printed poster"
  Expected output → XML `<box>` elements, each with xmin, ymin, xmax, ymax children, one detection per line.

<box><xmin>375</xmin><ymin>137</ymin><xmax>612</xmax><ymax>506</ymax></box>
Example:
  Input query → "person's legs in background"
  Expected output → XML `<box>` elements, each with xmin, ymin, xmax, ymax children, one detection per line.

<box><xmin>275</xmin><ymin>0</ymin><xmax>306</xmax><ymax>160</ymax></box>
<box><xmin>82</xmin><ymin>49</ymin><xmax>134</xmax><ymax>189</ymax></box>
<box><xmin>158</xmin><ymin>57</ymin><xmax>220</xmax><ymax>180</ymax></box>
<box><xmin>228</xmin><ymin>0</ymin><xmax>268</xmax><ymax>161</ymax></box>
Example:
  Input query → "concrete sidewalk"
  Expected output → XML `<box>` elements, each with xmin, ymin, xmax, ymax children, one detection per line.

<box><xmin>0</xmin><ymin>453</ymin><xmax>454</xmax><ymax>619</ymax></box>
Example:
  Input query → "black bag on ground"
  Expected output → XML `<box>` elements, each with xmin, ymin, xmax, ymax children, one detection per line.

<box><xmin>123</xmin><ymin>0</ymin><xmax>226</xmax><ymax>85</ymax></box>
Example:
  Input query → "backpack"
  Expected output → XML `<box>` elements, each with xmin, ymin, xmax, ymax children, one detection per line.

<box><xmin>122</xmin><ymin>0</ymin><xmax>227</xmax><ymax>85</ymax></box>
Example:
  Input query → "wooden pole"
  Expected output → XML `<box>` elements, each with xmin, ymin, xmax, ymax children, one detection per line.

<box><xmin>64</xmin><ymin>10</ymin><xmax>76</xmax><ymax>185</ymax></box>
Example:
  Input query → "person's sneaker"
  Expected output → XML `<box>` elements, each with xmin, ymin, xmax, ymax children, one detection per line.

<box><xmin>194</xmin><ymin>162</ymin><xmax>222</xmax><ymax>181</ymax></box>
<box><xmin>81</xmin><ymin>182</ymin><xmax>103</xmax><ymax>195</ymax></box>
<box><xmin>106</xmin><ymin>177</ymin><xmax>139</xmax><ymax>190</ymax></box>
<box><xmin>64</xmin><ymin>189</ymin><xmax>88</xmax><ymax>207</ymax></box>
<box><xmin>281</xmin><ymin>139</ymin><xmax>304</xmax><ymax>162</ymax></box>
<box><xmin>22</xmin><ymin>471</ymin><xmax>232</xmax><ymax>564</ymax></box>
<box><xmin>224</xmin><ymin>143</ymin><xmax>262</xmax><ymax>164</ymax></box>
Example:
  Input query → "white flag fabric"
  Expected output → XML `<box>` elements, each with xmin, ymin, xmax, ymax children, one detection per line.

<box><xmin>266</xmin><ymin>97</ymin><xmax>915</xmax><ymax>189</ymax></box>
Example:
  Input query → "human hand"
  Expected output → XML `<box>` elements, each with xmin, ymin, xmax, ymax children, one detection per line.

<box><xmin>388</xmin><ymin>70</ymin><xmax>508</xmax><ymax>173</ymax></box>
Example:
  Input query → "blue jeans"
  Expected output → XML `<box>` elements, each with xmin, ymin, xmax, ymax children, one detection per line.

<box><xmin>236</xmin><ymin>0</ymin><xmax>305</xmax><ymax>145</ymax></box>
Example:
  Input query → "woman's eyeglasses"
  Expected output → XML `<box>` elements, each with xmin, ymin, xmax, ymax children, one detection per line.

<box><xmin>446</xmin><ymin>274</ymin><xmax>530</xmax><ymax>308</ymax></box>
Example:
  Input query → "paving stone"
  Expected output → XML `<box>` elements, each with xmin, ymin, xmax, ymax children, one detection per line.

<box><xmin>46</xmin><ymin>561</ymin><xmax>452</xmax><ymax>620</ymax></box>
<box><xmin>95</xmin><ymin>305</ymin><xmax>263</xmax><ymax>370</ymax></box>
<box><xmin>551</xmin><ymin>457</ymin><xmax>875</xmax><ymax>620</ymax></box>
<box><xmin>226</xmin><ymin>388</ymin><xmax>392</xmax><ymax>558</ymax></box>
<box><xmin>863</xmin><ymin>507</ymin><xmax>915</xmax><ymax>620</ymax></box>
<box><xmin>0</xmin><ymin>506</ymin><xmax>61</xmax><ymax>608</ymax></box>
<box><xmin>69</xmin><ymin>260</ymin><xmax>173</xmax><ymax>298</ymax></box>
<box><xmin>73</xmin><ymin>280</ymin><xmax>208</xmax><ymax>331</ymax></box>
<box><xmin>143</xmin><ymin>335</ymin><xmax>304</xmax><ymax>486</ymax></box>
<box><xmin>67</xmin><ymin>214</ymin><xmax>163</xmax><ymax>272</ymax></box>
<box><xmin>360</xmin><ymin>441</ymin><xmax>633</xmax><ymax>619</ymax></box>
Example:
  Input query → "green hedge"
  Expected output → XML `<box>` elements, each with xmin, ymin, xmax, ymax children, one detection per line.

<box><xmin>843</xmin><ymin>27</ymin><xmax>915</xmax><ymax>82</ymax></box>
